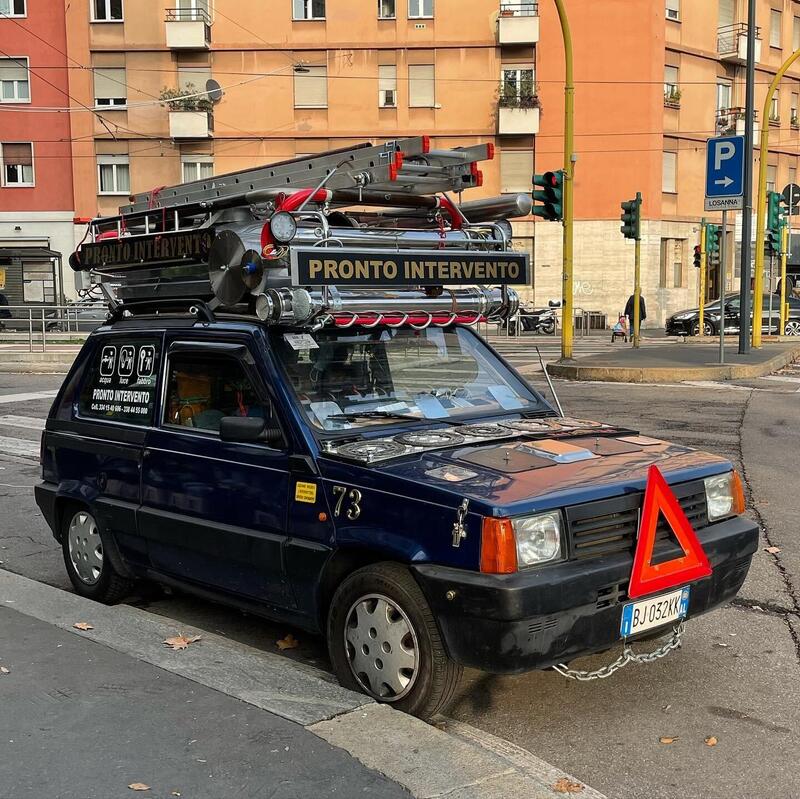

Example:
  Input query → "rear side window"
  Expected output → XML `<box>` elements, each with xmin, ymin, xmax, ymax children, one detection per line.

<box><xmin>78</xmin><ymin>337</ymin><xmax>161</xmax><ymax>425</ymax></box>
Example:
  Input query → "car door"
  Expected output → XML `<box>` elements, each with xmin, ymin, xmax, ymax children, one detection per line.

<box><xmin>138</xmin><ymin>338</ymin><xmax>292</xmax><ymax>607</ymax></box>
<box><xmin>722</xmin><ymin>297</ymin><xmax>740</xmax><ymax>333</ymax></box>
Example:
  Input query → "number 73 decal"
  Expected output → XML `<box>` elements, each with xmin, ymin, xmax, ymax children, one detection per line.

<box><xmin>332</xmin><ymin>485</ymin><xmax>362</xmax><ymax>520</ymax></box>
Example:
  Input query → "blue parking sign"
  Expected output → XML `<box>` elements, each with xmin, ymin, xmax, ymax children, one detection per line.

<box><xmin>705</xmin><ymin>136</ymin><xmax>745</xmax><ymax>211</ymax></box>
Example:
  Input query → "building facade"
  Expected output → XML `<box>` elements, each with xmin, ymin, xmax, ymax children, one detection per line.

<box><xmin>0</xmin><ymin>0</ymin><xmax>75</xmax><ymax>308</ymax></box>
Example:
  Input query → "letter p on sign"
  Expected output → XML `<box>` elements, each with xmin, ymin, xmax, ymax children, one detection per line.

<box><xmin>714</xmin><ymin>141</ymin><xmax>735</xmax><ymax>171</ymax></box>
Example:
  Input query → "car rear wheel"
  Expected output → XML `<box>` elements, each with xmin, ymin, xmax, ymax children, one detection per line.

<box><xmin>784</xmin><ymin>320</ymin><xmax>800</xmax><ymax>336</ymax></box>
<box><xmin>327</xmin><ymin>562</ymin><xmax>462</xmax><ymax>719</ymax></box>
<box><xmin>61</xmin><ymin>508</ymin><xmax>132</xmax><ymax>603</ymax></box>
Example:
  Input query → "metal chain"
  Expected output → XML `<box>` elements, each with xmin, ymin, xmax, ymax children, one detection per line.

<box><xmin>552</xmin><ymin>622</ymin><xmax>686</xmax><ymax>682</ymax></box>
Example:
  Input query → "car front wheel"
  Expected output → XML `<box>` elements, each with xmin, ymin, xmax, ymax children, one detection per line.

<box><xmin>327</xmin><ymin>562</ymin><xmax>462</xmax><ymax>719</ymax></box>
<box><xmin>690</xmin><ymin>320</ymin><xmax>714</xmax><ymax>336</ymax></box>
<box><xmin>784</xmin><ymin>320</ymin><xmax>800</xmax><ymax>336</ymax></box>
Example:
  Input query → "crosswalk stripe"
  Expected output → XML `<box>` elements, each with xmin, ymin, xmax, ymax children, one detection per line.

<box><xmin>0</xmin><ymin>390</ymin><xmax>58</xmax><ymax>405</ymax></box>
<box><xmin>0</xmin><ymin>415</ymin><xmax>46</xmax><ymax>431</ymax></box>
<box><xmin>0</xmin><ymin>435</ymin><xmax>40</xmax><ymax>459</ymax></box>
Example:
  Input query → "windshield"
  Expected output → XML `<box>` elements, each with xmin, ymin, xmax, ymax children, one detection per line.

<box><xmin>271</xmin><ymin>326</ymin><xmax>549</xmax><ymax>431</ymax></box>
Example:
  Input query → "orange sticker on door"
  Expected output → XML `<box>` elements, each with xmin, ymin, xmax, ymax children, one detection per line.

<box><xmin>295</xmin><ymin>481</ymin><xmax>317</xmax><ymax>503</ymax></box>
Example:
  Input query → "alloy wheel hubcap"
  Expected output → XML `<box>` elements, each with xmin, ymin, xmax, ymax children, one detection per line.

<box><xmin>785</xmin><ymin>321</ymin><xmax>800</xmax><ymax>336</ymax></box>
<box><xmin>67</xmin><ymin>511</ymin><xmax>103</xmax><ymax>585</ymax></box>
<box><xmin>344</xmin><ymin>593</ymin><xmax>419</xmax><ymax>701</ymax></box>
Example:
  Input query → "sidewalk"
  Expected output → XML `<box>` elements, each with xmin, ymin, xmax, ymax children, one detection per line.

<box><xmin>0</xmin><ymin>604</ymin><xmax>408</xmax><ymax>799</ymax></box>
<box><xmin>546</xmin><ymin>341</ymin><xmax>800</xmax><ymax>383</ymax></box>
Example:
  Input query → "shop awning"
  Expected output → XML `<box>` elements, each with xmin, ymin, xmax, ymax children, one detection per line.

<box><xmin>0</xmin><ymin>247</ymin><xmax>61</xmax><ymax>260</ymax></box>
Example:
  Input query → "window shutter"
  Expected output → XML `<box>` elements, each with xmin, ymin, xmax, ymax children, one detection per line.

<box><xmin>662</xmin><ymin>151</ymin><xmax>677</xmax><ymax>193</ymax></box>
<box><xmin>2</xmin><ymin>143</ymin><xmax>32</xmax><ymax>165</ymax></box>
<box><xmin>178</xmin><ymin>68</ymin><xmax>211</xmax><ymax>92</ymax></box>
<box><xmin>771</xmin><ymin>10</ymin><xmax>782</xmax><ymax>47</ymax></box>
<box><xmin>664</xmin><ymin>66</ymin><xmax>678</xmax><ymax>85</ymax></box>
<box><xmin>0</xmin><ymin>59</ymin><xmax>27</xmax><ymax>82</ymax></box>
<box><xmin>294</xmin><ymin>66</ymin><xmax>328</xmax><ymax>107</ymax></box>
<box><xmin>379</xmin><ymin>65</ymin><xmax>397</xmax><ymax>92</ymax></box>
<box><xmin>94</xmin><ymin>67</ymin><xmax>126</xmax><ymax>100</ymax></box>
<box><xmin>718</xmin><ymin>0</ymin><xmax>734</xmax><ymax>28</ymax></box>
<box><xmin>409</xmin><ymin>64</ymin><xmax>434</xmax><ymax>107</ymax></box>
<box><xmin>500</xmin><ymin>150</ymin><xmax>533</xmax><ymax>194</ymax></box>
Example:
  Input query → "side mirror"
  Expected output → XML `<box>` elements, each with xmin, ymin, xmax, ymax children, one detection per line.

<box><xmin>219</xmin><ymin>416</ymin><xmax>283</xmax><ymax>445</ymax></box>
<box><xmin>548</xmin><ymin>299</ymin><xmax>562</xmax><ymax>308</ymax></box>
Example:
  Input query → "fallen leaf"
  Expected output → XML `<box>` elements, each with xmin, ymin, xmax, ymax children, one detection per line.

<box><xmin>73</xmin><ymin>622</ymin><xmax>94</xmax><ymax>631</ymax></box>
<box><xmin>553</xmin><ymin>777</ymin><xmax>584</xmax><ymax>794</ymax></box>
<box><xmin>163</xmin><ymin>635</ymin><xmax>201</xmax><ymax>651</ymax></box>
<box><xmin>714</xmin><ymin>642</ymin><xmax>730</xmax><ymax>648</ymax></box>
<box><xmin>0</xmin><ymin>666</ymin><xmax>9</xmax><ymax>675</ymax></box>
<box><xmin>764</xmin><ymin>546</ymin><xmax>781</xmax><ymax>555</ymax></box>
<box><xmin>705</xmin><ymin>736</ymin><xmax>718</xmax><ymax>747</ymax></box>
<box><xmin>659</xmin><ymin>736</ymin><xmax>678</xmax><ymax>744</ymax></box>
<box><xmin>276</xmin><ymin>633</ymin><xmax>299</xmax><ymax>650</ymax></box>
<box><xmin>662</xmin><ymin>704</ymin><xmax>672</xmax><ymax>711</ymax></box>
<box><xmin>128</xmin><ymin>784</ymin><xmax>150</xmax><ymax>792</ymax></box>
<box><xmin>171</xmin><ymin>793</ymin><xmax>181</xmax><ymax>797</ymax></box>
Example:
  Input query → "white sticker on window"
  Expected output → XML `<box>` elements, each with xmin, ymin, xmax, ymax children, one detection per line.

<box><xmin>488</xmin><ymin>384</ymin><xmax>524</xmax><ymax>410</ymax></box>
<box><xmin>284</xmin><ymin>333</ymin><xmax>319</xmax><ymax>350</ymax></box>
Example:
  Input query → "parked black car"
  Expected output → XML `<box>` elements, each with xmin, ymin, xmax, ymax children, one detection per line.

<box><xmin>666</xmin><ymin>293</ymin><xmax>800</xmax><ymax>337</ymax></box>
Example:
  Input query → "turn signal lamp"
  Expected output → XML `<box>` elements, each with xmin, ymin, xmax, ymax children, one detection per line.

<box><xmin>480</xmin><ymin>517</ymin><xmax>518</xmax><ymax>574</ymax></box>
<box><xmin>732</xmin><ymin>470</ymin><xmax>746</xmax><ymax>515</ymax></box>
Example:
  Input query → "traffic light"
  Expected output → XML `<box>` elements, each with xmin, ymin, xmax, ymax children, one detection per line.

<box><xmin>693</xmin><ymin>244</ymin><xmax>702</xmax><ymax>269</ymax></box>
<box><xmin>766</xmin><ymin>191</ymin><xmax>785</xmax><ymax>254</ymax></box>
<box><xmin>620</xmin><ymin>193</ymin><xmax>642</xmax><ymax>240</ymax></box>
<box><xmin>532</xmin><ymin>170</ymin><xmax>564</xmax><ymax>221</ymax></box>
<box><xmin>705</xmin><ymin>223</ymin><xmax>720</xmax><ymax>255</ymax></box>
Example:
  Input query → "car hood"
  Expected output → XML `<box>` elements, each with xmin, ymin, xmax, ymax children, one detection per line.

<box><xmin>374</xmin><ymin>432</ymin><xmax>730</xmax><ymax>516</ymax></box>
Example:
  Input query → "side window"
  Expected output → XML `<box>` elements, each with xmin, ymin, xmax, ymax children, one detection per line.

<box><xmin>78</xmin><ymin>337</ymin><xmax>161</xmax><ymax>425</ymax></box>
<box><xmin>163</xmin><ymin>351</ymin><xmax>267</xmax><ymax>434</ymax></box>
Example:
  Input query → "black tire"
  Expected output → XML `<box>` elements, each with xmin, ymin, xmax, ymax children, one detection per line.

<box><xmin>61</xmin><ymin>506</ymin><xmax>132</xmax><ymax>604</ymax></box>
<box><xmin>690</xmin><ymin>320</ymin><xmax>714</xmax><ymax>336</ymax></box>
<box><xmin>327</xmin><ymin>562</ymin><xmax>462</xmax><ymax>719</ymax></box>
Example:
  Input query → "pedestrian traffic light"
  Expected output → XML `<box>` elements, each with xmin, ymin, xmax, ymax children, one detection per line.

<box><xmin>620</xmin><ymin>193</ymin><xmax>642</xmax><ymax>240</ymax></box>
<box><xmin>693</xmin><ymin>244</ymin><xmax>702</xmax><ymax>269</ymax></box>
<box><xmin>705</xmin><ymin>223</ymin><xmax>720</xmax><ymax>255</ymax></box>
<box><xmin>532</xmin><ymin>170</ymin><xmax>564</xmax><ymax>221</ymax></box>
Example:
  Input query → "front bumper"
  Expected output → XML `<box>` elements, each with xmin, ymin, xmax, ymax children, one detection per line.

<box><xmin>666</xmin><ymin>318</ymin><xmax>694</xmax><ymax>336</ymax></box>
<box><xmin>412</xmin><ymin>515</ymin><xmax>758</xmax><ymax>674</ymax></box>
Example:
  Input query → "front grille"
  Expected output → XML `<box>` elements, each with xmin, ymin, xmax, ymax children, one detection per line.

<box><xmin>565</xmin><ymin>480</ymin><xmax>708</xmax><ymax>561</ymax></box>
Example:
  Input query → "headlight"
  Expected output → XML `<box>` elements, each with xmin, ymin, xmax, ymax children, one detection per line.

<box><xmin>512</xmin><ymin>510</ymin><xmax>562</xmax><ymax>567</ymax></box>
<box><xmin>704</xmin><ymin>471</ymin><xmax>745</xmax><ymax>521</ymax></box>
<box><xmin>674</xmin><ymin>312</ymin><xmax>695</xmax><ymax>320</ymax></box>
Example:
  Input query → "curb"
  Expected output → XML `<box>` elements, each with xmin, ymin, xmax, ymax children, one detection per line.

<box><xmin>0</xmin><ymin>569</ymin><xmax>604</xmax><ymax>799</ymax></box>
<box><xmin>547</xmin><ymin>344</ymin><xmax>800</xmax><ymax>384</ymax></box>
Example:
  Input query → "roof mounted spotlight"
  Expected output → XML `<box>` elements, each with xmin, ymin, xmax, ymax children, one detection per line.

<box><xmin>269</xmin><ymin>211</ymin><xmax>298</xmax><ymax>244</ymax></box>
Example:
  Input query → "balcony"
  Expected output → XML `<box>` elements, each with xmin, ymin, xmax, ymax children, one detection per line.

<box><xmin>169</xmin><ymin>110</ymin><xmax>213</xmax><ymax>139</ymax></box>
<box><xmin>498</xmin><ymin>1</ymin><xmax>539</xmax><ymax>44</ymax></box>
<box><xmin>715</xmin><ymin>107</ymin><xmax>759</xmax><ymax>138</ymax></box>
<box><xmin>664</xmin><ymin>86</ymin><xmax>681</xmax><ymax>109</ymax></box>
<box><xmin>498</xmin><ymin>93</ymin><xmax>540</xmax><ymax>134</ymax></box>
<box><xmin>717</xmin><ymin>23</ymin><xmax>761</xmax><ymax>65</ymax></box>
<box><xmin>165</xmin><ymin>7</ymin><xmax>211</xmax><ymax>49</ymax></box>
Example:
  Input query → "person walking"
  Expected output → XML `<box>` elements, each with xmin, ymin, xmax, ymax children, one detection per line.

<box><xmin>624</xmin><ymin>292</ymin><xmax>646</xmax><ymax>344</ymax></box>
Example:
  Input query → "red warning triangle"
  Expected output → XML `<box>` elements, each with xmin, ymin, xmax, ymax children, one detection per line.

<box><xmin>628</xmin><ymin>465</ymin><xmax>712</xmax><ymax>599</ymax></box>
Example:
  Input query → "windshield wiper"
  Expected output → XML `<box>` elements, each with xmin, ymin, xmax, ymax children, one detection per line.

<box><xmin>326</xmin><ymin>411</ymin><xmax>426</xmax><ymax>423</ymax></box>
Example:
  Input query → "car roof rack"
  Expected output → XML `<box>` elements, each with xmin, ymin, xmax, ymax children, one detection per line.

<box><xmin>70</xmin><ymin>138</ymin><xmax>532</xmax><ymax>330</ymax></box>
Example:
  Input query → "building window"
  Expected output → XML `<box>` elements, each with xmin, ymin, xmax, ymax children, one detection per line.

<box><xmin>664</xmin><ymin>65</ymin><xmax>679</xmax><ymax>104</ymax></box>
<box><xmin>789</xmin><ymin>166</ymin><xmax>797</xmax><ymax>185</ymax></box>
<box><xmin>292</xmin><ymin>0</ymin><xmax>325</xmax><ymax>20</ymax></box>
<box><xmin>97</xmin><ymin>156</ymin><xmax>130</xmax><ymax>195</ymax></box>
<box><xmin>92</xmin><ymin>0</ymin><xmax>123</xmax><ymax>21</ymax></box>
<box><xmin>660</xmin><ymin>239</ymin><xmax>686</xmax><ymax>288</ymax></box>
<box><xmin>93</xmin><ymin>67</ymin><xmax>126</xmax><ymax>108</ymax></box>
<box><xmin>500</xmin><ymin>149</ymin><xmax>533</xmax><ymax>194</ymax></box>
<box><xmin>181</xmin><ymin>157</ymin><xmax>213</xmax><ymax>182</ymax></box>
<box><xmin>766</xmin><ymin>164</ymin><xmax>777</xmax><ymax>193</ymax></box>
<box><xmin>770</xmin><ymin>92</ymin><xmax>780</xmax><ymax>122</ymax></box>
<box><xmin>770</xmin><ymin>9</ymin><xmax>782</xmax><ymax>48</ymax></box>
<box><xmin>0</xmin><ymin>0</ymin><xmax>26</xmax><ymax>17</ymax></box>
<box><xmin>792</xmin><ymin>92</ymin><xmax>799</xmax><ymax>127</ymax></box>
<box><xmin>175</xmin><ymin>0</ymin><xmax>209</xmax><ymax>21</ymax></box>
<box><xmin>665</xmin><ymin>0</ymin><xmax>679</xmax><ymax>21</ymax></box>
<box><xmin>408</xmin><ymin>0</ymin><xmax>433</xmax><ymax>18</ymax></box>
<box><xmin>0</xmin><ymin>142</ymin><xmax>34</xmax><ymax>186</ymax></box>
<box><xmin>379</xmin><ymin>65</ymin><xmax>397</xmax><ymax>107</ymax></box>
<box><xmin>408</xmin><ymin>64</ymin><xmax>435</xmax><ymax>107</ymax></box>
<box><xmin>794</xmin><ymin>16</ymin><xmax>800</xmax><ymax>50</ymax></box>
<box><xmin>501</xmin><ymin>66</ymin><xmax>535</xmax><ymax>107</ymax></box>
<box><xmin>294</xmin><ymin>65</ymin><xmax>328</xmax><ymax>108</ymax></box>
<box><xmin>662</xmin><ymin>151</ymin><xmax>677</xmax><ymax>193</ymax></box>
<box><xmin>378</xmin><ymin>0</ymin><xmax>395</xmax><ymax>18</ymax></box>
<box><xmin>716</xmin><ymin>80</ymin><xmax>732</xmax><ymax>111</ymax></box>
<box><xmin>0</xmin><ymin>57</ymin><xmax>29</xmax><ymax>103</ymax></box>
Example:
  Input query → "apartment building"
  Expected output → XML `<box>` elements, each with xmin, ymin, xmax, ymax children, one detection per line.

<box><xmin>62</xmin><ymin>0</ymin><xmax>539</xmax><ymax>295</ymax></box>
<box><xmin>534</xmin><ymin>0</ymin><xmax>800</xmax><ymax>325</ymax></box>
<box><xmin>0</xmin><ymin>0</ymin><xmax>74</xmax><ymax>307</ymax></box>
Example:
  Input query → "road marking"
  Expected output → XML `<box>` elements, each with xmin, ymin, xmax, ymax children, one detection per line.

<box><xmin>0</xmin><ymin>435</ymin><xmax>39</xmax><ymax>459</ymax></box>
<box><xmin>0</xmin><ymin>390</ymin><xmax>58</xmax><ymax>405</ymax></box>
<box><xmin>0</xmin><ymin>415</ymin><xmax>46</xmax><ymax>431</ymax></box>
<box><xmin>760</xmin><ymin>374</ymin><xmax>800</xmax><ymax>383</ymax></box>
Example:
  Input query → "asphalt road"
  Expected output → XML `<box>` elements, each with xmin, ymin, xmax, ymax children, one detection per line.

<box><xmin>1</xmin><ymin>362</ymin><xmax>798</xmax><ymax>799</ymax></box>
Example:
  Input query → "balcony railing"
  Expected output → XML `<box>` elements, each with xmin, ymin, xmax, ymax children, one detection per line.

<box><xmin>500</xmin><ymin>1</ymin><xmax>538</xmax><ymax>16</ymax></box>
<box><xmin>499</xmin><ymin>92</ymin><xmax>540</xmax><ymax>110</ymax></box>
<box><xmin>717</xmin><ymin>23</ymin><xmax>761</xmax><ymax>63</ymax></box>
<box><xmin>165</xmin><ymin>7</ymin><xmax>211</xmax><ymax>48</ymax></box>
<box><xmin>716</xmin><ymin>106</ymin><xmax>758</xmax><ymax>136</ymax></box>
<box><xmin>166</xmin><ymin>6</ymin><xmax>211</xmax><ymax>24</ymax></box>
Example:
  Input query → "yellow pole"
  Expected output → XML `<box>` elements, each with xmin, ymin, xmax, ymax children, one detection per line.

<box><xmin>753</xmin><ymin>48</ymin><xmax>800</xmax><ymax>348</ymax></box>
<box><xmin>554</xmin><ymin>0</ymin><xmax>574</xmax><ymax>361</ymax></box>
<box><xmin>780</xmin><ymin>223</ymin><xmax>788</xmax><ymax>334</ymax></box>
<box><xmin>699</xmin><ymin>223</ymin><xmax>707</xmax><ymax>337</ymax></box>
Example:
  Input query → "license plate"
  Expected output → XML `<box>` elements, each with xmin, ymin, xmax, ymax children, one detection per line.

<box><xmin>620</xmin><ymin>587</ymin><xmax>690</xmax><ymax>637</ymax></box>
